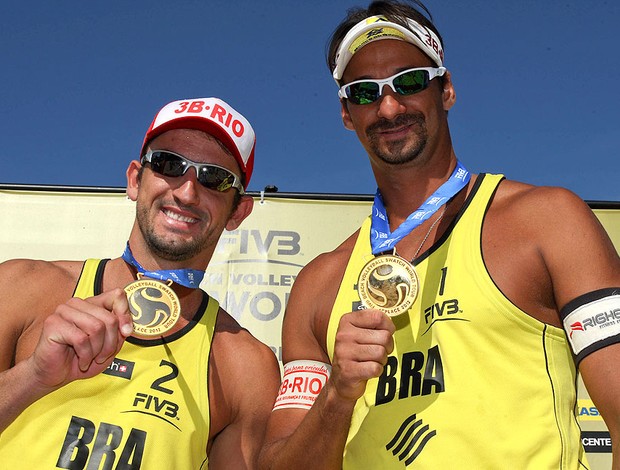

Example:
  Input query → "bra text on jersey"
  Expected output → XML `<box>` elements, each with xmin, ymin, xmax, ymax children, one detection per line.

<box><xmin>376</xmin><ymin>345</ymin><xmax>445</xmax><ymax>405</ymax></box>
<box><xmin>57</xmin><ymin>416</ymin><xmax>146</xmax><ymax>469</ymax></box>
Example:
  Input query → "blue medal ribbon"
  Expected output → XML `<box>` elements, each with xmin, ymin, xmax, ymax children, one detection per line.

<box><xmin>371</xmin><ymin>160</ymin><xmax>470</xmax><ymax>254</ymax></box>
<box><xmin>121</xmin><ymin>243</ymin><xmax>204</xmax><ymax>289</ymax></box>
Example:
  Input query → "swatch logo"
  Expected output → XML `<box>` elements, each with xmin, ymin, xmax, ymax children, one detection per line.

<box><xmin>103</xmin><ymin>358</ymin><xmax>134</xmax><ymax>380</ymax></box>
<box><xmin>386</xmin><ymin>414</ymin><xmax>436</xmax><ymax>465</ymax></box>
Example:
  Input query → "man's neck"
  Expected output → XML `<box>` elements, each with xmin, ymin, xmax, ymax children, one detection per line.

<box><xmin>373</xmin><ymin>155</ymin><xmax>458</xmax><ymax>226</ymax></box>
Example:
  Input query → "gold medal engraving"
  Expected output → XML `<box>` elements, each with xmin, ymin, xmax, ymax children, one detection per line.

<box><xmin>124</xmin><ymin>279</ymin><xmax>180</xmax><ymax>336</ymax></box>
<box><xmin>357</xmin><ymin>255</ymin><xmax>419</xmax><ymax>317</ymax></box>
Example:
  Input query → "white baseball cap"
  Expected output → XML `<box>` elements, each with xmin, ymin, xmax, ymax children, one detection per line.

<box><xmin>142</xmin><ymin>97</ymin><xmax>256</xmax><ymax>188</ymax></box>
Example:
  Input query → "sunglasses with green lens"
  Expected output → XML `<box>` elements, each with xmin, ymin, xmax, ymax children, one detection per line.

<box><xmin>338</xmin><ymin>67</ymin><xmax>447</xmax><ymax>105</ymax></box>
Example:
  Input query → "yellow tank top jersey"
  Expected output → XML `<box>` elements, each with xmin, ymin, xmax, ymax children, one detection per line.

<box><xmin>0</xmin><ymin>259</ymin><xmax>218</xmax><ymax>469</ymax></box>
<box><xmin>327</xmin><ymin>174</ymin><xmax>589</xmax><ymax>469</ymax></box>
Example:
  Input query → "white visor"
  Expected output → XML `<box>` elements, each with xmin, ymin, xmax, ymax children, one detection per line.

<box><xmin>332</xmin><ymin>15</ymin><xmax>444</xmax><ymax>82</ymax></box>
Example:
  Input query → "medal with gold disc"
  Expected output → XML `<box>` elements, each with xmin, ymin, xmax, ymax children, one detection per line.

<box><xmin>363</xmin><ymin>161</ymin><xmax>471</xmax><ymax>317</ymax></box>
<box><xmin>358</xmin><ymin>254</ymin><xmax>419</xmax><ymax>317</ymax></box>
<box><xmin>124</xmin><ymin>275</ymin><xmax>181</xmax><ymax>337</ymax></box>
<box><xmin>121</xmin><ymin>243</ymin><xmax>207</xmax><ymax>337</ymax></box>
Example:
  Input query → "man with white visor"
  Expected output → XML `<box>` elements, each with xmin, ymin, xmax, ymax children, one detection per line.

<box><xmin>258</xmin><ymin>1</ymin><xmax>620</xmax><ymax>468</ymax></box>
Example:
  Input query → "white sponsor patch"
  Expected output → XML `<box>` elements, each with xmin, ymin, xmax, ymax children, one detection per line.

<box><xmin>272</xmin><ymin>360</ymin><xmax>331</xmax><ymax>411</ymax></box>
<box><xmin>563</xmin><ymin>294</ymin><xmax>620</xmax><ymax>359</ymax></box>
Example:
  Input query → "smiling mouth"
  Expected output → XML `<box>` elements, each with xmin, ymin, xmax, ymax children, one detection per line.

<box><xmin>379</xmin><ymin>124</ymin><xmax>411</xmax><ymax>135</ymax></box>
<box><xmin>163</xmin><ymin>209</ymin><xmax>198</xmax><ymax>224</ymax></box>
<box><xmin>367</xmin><ymin>113</ymin><xmax>425</xmax><ymax>137</ymax></box>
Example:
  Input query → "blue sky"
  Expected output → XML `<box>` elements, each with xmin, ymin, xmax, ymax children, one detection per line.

<box><xmin>1</xmin><ymin>1</ymin><xmax>618</xmax><ymax>201</ymax></box>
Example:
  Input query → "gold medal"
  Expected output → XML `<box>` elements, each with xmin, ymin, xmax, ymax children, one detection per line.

<box><xmin>124</xmin><ymin>277</ymin><xmax>181</xmax><ymax>337</ymax></box>
<box><xmin>357</xmin><ymin>254</ymin><xmax>419</xmax><ymax>317</ymax></box>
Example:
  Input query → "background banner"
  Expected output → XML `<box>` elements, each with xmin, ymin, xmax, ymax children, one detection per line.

<box><xmin>1</xmin><ymin>186</ymin><xmax>618</xmax><ymax>468</ymax></box>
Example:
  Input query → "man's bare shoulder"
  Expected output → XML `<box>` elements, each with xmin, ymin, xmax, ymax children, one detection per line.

<box><xmin>287</xmin><ymin>227</ymin><xmax>360</xmax><ymax>321</ymax></box>
<box><xmin>213</xmin><ymin>308</ymin><xmax>278</xmax><ymax>367</ymax></box>
<box><xmin>0</xmin><ymin>259</ymin><xmax>85</xmax><ymax>367</ymax></box>
<box><xmin>492</xmin><ymin>179</ymin><xmax>588</xmax><ymax>209</ymax></box>
<box><xmin>208</xmin><ymin>308</ymin><xmax>280</xmax><ymax>464</ymax></box>
<box><xmin>211</xmin><ymin>308</ymin><xmax>280</xmax><ymax>391</ymax></box>
<box><xmin>487</xmin><ymin>179</ymin><xmax>618</xmax><ymax>309</ymax></box>
<box><xmin>214</xmin><ymin>308</ymin><xmax>255</xmax><ymax>338</ymax></box>
<box><xmin>294</xmin><ymin>227</ymin><xmax>361</xmax><ymax>293</ymax></box>
<box><xmin>487</xmin><ymin>178</ymin><xmax>611</xmax><ymax>257</ymax></box>
<box><xmin>0</xmin><ymin>259</ymin><xmax>83</xmax><ymax>306</ymax></box>
<box><xmin>489</xmin><ymin>179</ymin><xmax>596</xmax><ymax>226</ymax></box>
<box><xmin>210</xmin><ymin>308</ymin><xmax>280</xmax><ymax>425</ymax></box>
<box><xmin>280</xmin><ymin>227</ymin><xmax>363</xmax><ymax>361</ymax></box>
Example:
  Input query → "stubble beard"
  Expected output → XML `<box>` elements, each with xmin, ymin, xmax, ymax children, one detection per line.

<box><xmin>366</xmin><ymin>113</ymin><xmax>428</xmax><ymax>165</ymax></box>
<box><xmin>135</xmin><ymin>203</ymin><xmax>210</xmax><ymax>262</ymax></box>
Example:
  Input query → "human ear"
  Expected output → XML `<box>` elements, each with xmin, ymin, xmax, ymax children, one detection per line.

<box><xmin>442</xmin><ymin>71</ymin><xmax>456</xmax><ymax>111</ymax></box>
<box><xmin>341</xmin><ymin>99</ymin><xmax>355</xmax><ymax>131</ymax></box>
<box><xmin>126</xmin><ymin>160</ymin><xmax>142</xmax><ymax>201</ymax></box>
<box><xmin>226</xmin><ymin>195</ymin><xmax>254</xmax><ymax>231</ymax></box>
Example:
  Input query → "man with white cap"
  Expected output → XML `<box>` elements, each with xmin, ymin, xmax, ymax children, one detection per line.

<box><xmin>259</xmin><ymin>1</ymin><xmax>620</xmax><ymax>468</ymax></box>
<box><xmin>0</xmin><ymin>97</ymin><xmax>280</xmax><ymax>468</ymax></box>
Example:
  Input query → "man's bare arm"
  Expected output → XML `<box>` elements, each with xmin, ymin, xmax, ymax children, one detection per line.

<box><xmin>529</xmin><ymin>188</ymin><xmax>620</xmax><ymax>468</ymax></box>
<box><xmin>258</xmin><ymin>251</ymin><xmax>395</xmax><ymax>470</ymax></box>
<box><xmin>208</xmin><ymin>315</ymin><xmax>281</xmax><ymax>469</ymax></box>
<box><xmin>0</xmin><ymin>260</ymin><xmax>133</xmax><ymax>433</ymax></box>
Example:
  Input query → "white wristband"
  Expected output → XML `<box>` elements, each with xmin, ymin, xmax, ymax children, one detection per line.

<box><xmin>272</xmin><ymin>360</ymin><xmax>331</xmax><ymax>411</ymax></box>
